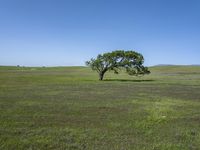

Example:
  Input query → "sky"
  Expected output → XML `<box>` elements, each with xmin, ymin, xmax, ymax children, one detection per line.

<box><xmin>0</xmin><ymin>0</ymin><xmax>200</xmax><ymax>66</ymax></box>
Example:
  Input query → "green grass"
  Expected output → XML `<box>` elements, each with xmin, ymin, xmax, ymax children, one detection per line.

<box><xmin>0</xmin><ymin>65</ymin><xmax>200</xmax><ymax>149</ymax></box>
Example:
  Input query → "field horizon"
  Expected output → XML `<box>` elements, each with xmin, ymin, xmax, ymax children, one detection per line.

<box><xmin>1</xmin><ymin>64</ymin><xmax>200</xmax><ymax>68</ymax></box>
<box><xmin>0</xmin><ymin>65</ymin><xmax>200</xmax><ymax>149</ymax></box>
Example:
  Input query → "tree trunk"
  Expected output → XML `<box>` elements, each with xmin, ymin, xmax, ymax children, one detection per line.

<box><xmin>99</xmin><ymin>72</ymin><xmax>105</xmax><ymax>81</ymax></box>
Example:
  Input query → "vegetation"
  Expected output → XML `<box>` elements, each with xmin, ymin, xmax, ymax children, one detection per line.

<box><xmin>86</xmin><ymin>50</ymin><xmax>150</xmax><ymax>80</ymax></box>
<box><xmin>0</xmin><ymin>65</ymin><xmax>200</xmax><ymax>149</ymax></box>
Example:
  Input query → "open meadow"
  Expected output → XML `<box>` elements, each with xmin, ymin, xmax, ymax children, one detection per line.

<box><xmin>0</xmin><ymin>65</ymin><xmax>200</xmax><ymax>150</ymax></box>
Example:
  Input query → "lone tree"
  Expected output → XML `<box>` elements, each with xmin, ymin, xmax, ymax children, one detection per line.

<box><xmin>86</xmin><ymin>50</ymin><xmax>150</xmax><ymax>80</ymax></box>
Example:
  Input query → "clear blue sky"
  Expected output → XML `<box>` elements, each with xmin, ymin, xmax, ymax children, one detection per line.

<box><xmin>0</xmin><ymin>0</ymin><xmax>200</xmax><ymax>66</ymax></box>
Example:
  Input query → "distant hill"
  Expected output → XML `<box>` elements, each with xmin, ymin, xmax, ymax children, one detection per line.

<box><xmin>154</xmin><ymin>64</ymin><xmax>200</xmax><ymax>67</ymax></box>
<box><xmin>191</xmin><ymin>64</ymin><xmax>200</xmax><ymax>66</ymax></box>
<box><xmin>154</xmin><ymin>64</ymin><xmax>175</xmax><ymax>66</ymax></box>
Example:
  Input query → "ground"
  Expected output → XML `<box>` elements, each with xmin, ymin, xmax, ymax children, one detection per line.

<box><xmin>0</xmin><ymin>65</ymin><xmax>200</xmax><ymax>150</ymax></box>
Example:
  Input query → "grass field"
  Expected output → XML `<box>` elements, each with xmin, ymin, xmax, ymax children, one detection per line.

<box><xmin>0</xmin><ymin>65</ymin><xmax>200</xmax><ymax>150</ymax></box>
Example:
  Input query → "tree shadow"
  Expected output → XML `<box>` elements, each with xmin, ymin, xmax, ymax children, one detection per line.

<box><xmin>103</xmin><ymin>79</ymin><xmax>155</xmax><ymax>82</ymax></box>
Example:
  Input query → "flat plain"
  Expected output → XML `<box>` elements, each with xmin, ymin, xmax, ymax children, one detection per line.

<box><xmin>0</xmin><ymin>65</ymin><xmax>200</xmax><ymax>150</ymax></box>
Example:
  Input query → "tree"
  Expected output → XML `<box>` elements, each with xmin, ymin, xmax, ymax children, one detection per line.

<box><xmin>86</xmin><ymin>50</ymin><xmax>150</xmax><ymax>80</ymax></box>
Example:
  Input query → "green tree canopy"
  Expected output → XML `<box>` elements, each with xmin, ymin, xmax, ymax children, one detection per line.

<box><xmin>86</xmin><ymin>50</ymin><xmax>150</xmax><ymax>80</ymax></box>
